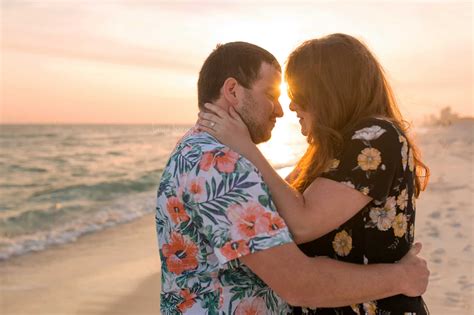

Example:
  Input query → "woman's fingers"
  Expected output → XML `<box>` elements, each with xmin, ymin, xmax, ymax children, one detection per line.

<box><xmin>197</xmin><ymin>117</ymin><xmax>219</xmax><ymax>129</ymax></box>
<box><xmin>204</xmin><ymin>103</ymin><xmax>230</xmax><ymax>119</ymax></box>
<box><xmin>229</xmin><ymin>106</ymin><xmax>244</xmax><ymax>122</ymax></box>
<box><xmin>197</xmin><ymin>123</ymin><xmax>218</xmax><ymax>137</ymax></box>
<box><xmin>198</xmin><ymin>104</ymin><xmax>247</xmax><ymax>137</ymax></box>
<box><xmin>198</xmin><ymin>111</ymin><xmax>223</xmax><ymax>123</ymax></box>
<box><xmin>200</xmin><ymin>103</ymin><xmax>244</xmax><ymax>126</ymax></box>
<box><xmin>410</xmin><ymin>242</ymin><xmax>422</xmax><ymax>255</ymax></box>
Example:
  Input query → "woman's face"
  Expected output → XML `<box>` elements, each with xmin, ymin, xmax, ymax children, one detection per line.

<box><xmin>289</xmin><ymin>101</ymin><xmax>313</xmax><ymax>136</ymax></box>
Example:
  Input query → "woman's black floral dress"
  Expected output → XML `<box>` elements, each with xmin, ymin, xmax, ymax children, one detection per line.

<box><xmin>293</xmin><ymin>118</ymin><xmax>429</xmax><ymax>315</ymax></box>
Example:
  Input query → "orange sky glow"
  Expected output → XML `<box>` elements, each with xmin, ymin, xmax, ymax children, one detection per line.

<box><xmin>1</xmin><ymin>0</ymin><xmax>472</xmax><ymax>124</ymax></box>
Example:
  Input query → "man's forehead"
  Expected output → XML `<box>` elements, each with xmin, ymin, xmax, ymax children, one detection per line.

<box><xmin>257</xmin><ymin>62</ymin><xmax>281</xmax><ymax>86</ymax></box>
<box><xmin>258</xmin><ymin>62</ymin><xmax>281</xmax><ymax>75</ymax></box>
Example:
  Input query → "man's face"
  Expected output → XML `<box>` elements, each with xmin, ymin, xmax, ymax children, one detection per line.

<box><xmin>236</xmin><ymin>63</ymin><xmax>283</xmax><ymax>144</ymax></box>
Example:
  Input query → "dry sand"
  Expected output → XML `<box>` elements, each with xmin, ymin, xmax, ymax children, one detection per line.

<box><xmin>1</xmin><ymin>120</ymin><xmax>473</xmax><ymax>315</ymax></box>
<box><xmin>412</xmin><ymin>119</ymin><xmax>474</xmax><ymax>314</ymax></box>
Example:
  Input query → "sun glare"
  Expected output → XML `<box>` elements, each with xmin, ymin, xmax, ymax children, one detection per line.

<box><xmin>279</xmin><ymin>82</ymin><xmax>293</xmax><ymax>116</ymax></box>
<box><xmin>257</xmin><ymin>82</ymin><xmax>306</xmax><ymax>168</ymax></box>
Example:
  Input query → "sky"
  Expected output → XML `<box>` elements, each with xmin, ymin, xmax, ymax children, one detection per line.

<box><xmin>1</xmin><ymin>0</ymin><xmax>472</xmax><ymax>124</ymax></box>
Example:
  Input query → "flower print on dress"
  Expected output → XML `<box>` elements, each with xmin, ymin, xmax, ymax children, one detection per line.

<box><xmin>363</xmin><ymin>301</ymin><xmax>377</xmax><ymax>315</ymax></box>
<box><xmin>357</xmin><ymin>148</ymin><xmax>382</xmax><ymax>172</ymax></box>
<box><xmin>162</xmin><ymin>232</ymin><xmax>199</xmax><ymax>274</ymax></box>
<box><xmin>408</xmin><ymin>148</ymin><xmax>415</xmax><ymax>172</ymax></box>
<box><xmin>341</xmin><ymin>181</ymin><xmax>355</xmax><ymax>189</ymax></box>
<box><xmin>397</xmin><ymin>188</ymin><xmax>409</xmax><ymax>210</ymax></box>
<box><xmin>409</xmin><ymin>223</ymin><xmax>415</xmax><ymax>240</ymax></box>
<box><xmin>368</xmin><ymin>196</ymin><xmax>397</xmax><ymax>231</ymax></box>
<box><xmin>360</xmin><ymin>186</ymin><xmax>370</xmax><ymax>196</ymax></box>
<box><xmin>199</xmin><ymin>147</ymin><xmax>239</xmax><ymax>173</ymax></box>
<box><xmin>392</xmin><ymin>213</ymin><xmax>408</xmax><ymax>238</ymax></box>
<box><xmin>352</xmin><ymin>125</ymin><xmax>387</xmax><ymax>142</ymax></box>
<box><xmin>235</xmin><ymin>297</ymin><xmax>267</xmax><ymax>315</ymax></box>
<box><xmin>399</xmin><ymin>135</ymin><xmax>408</xmax><ymax>171</ymax></box>
<box><xmin>412</xmin><ymin>191</ymin><xmax>417</xmax><ymax>209</ymax></box>
<box><xmin>339</xmin><ymin>181</ymin><xmax>370</xmax><ymax>196</ymax></box>
<box><xmin>325</xmin><ymin>158</ymin><xmax>341</xmax><ymax>172</ymax></box>
<box><xmin>350</xmin><ymin>304</ymin><xmax>361</xmax><ymax>315</ymax></box>
<box><xmin>166</xmin><ymin>197</ymin><xmax>190</xmax><ymax>224</ymax></box>
<box><xmin>363</xmin><ymin>255</ymin><xmax>369</xmax><ymax>264</ymax></box>
<box><xmin>332</xmin><ymin>230</ymin><xmax>353</xmax><ymax>257</ymax></box>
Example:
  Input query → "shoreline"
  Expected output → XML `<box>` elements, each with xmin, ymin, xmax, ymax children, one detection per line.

<box><xmin>0</xmin><ymin>167</ymin><xmax>295</xmax><ymax>262</ymax></box>
<box><xmin>0</xmin><ymin>213</ymin><xmax>162</xmax><ymax>315</ymax></box>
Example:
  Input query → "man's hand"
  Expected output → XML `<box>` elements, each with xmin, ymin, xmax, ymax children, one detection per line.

<box><xmin>398</xmin><ymin>242</ymin><xmax>430</xmax><ymax>296</ymax></box>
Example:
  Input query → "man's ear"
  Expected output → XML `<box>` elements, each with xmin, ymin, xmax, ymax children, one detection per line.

<box><xmin>221</xmin><ymin>77</ymin><xmax>239</xmax><ymax>105</ymax></box>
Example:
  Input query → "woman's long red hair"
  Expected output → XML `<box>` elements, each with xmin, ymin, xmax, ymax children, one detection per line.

<box><xmin>285</xmin><ymin>34</ymin><xmax>429</xmax><ymax>197</ymax></box>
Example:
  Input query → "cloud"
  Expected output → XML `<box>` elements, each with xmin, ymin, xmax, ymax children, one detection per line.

<box><xmin>2</xmin><ymin>1</ymin><xmax>205</xmax><ymax>71</ymax></box>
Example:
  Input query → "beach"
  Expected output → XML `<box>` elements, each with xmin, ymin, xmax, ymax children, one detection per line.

<box><xmin>1</xmin><ymin>119</ymin><xmax>473</xmax><ymax>315</ymax></box>
<box><xmin>1</xmin><ymin>213</ymin><xmax>161</xmax><ymax>315</ymax></box>
<box><xmin>412</xmin><ymin>119</ymin><xmax>474</xmax><ymax>314</ymax></box>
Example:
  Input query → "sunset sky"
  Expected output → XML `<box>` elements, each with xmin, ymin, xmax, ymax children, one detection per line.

<box><xmin>1</xmin><ymin>0</ymin><xmax>472</xmax><ymax>124</ymax></box>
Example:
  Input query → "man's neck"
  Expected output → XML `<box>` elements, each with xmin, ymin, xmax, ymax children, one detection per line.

<box><xmin>202</xmin><ymin>99</ymin><xmax>230</xmax><ymax>113</ymax></box>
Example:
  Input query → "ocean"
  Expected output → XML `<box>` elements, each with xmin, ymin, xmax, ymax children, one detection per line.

<box><xmin>0</xmin><ymin>123</ymin><xmax>307</xmax><ymax>260</ymax></box>
<box><xmin>0</xmin><ymin>124</ymin><xmax>192</xmax><ymax>260</ymax></box>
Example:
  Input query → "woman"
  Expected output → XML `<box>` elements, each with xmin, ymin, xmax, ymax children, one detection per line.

<box><xmin>198</xmin><ymin>34</ymin><xmax>430</xmax><ymax>314</ymax></box>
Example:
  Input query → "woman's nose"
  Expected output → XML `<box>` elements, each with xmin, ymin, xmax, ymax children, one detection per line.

<box><xmin>289</xmin><ymin>101</ymin><xmax>296</xmax><ymax>112</ymax></box>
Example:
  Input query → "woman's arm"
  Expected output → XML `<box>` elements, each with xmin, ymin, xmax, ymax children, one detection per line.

<box><xmin>198</xmin><ymin>104</ymin><xmax>372</xmax><ymax>243</ymax></box>
<box><xmin>233</xmin><ymin>142</ymin><xmax>371</xmax><ymax>243</ymax></box>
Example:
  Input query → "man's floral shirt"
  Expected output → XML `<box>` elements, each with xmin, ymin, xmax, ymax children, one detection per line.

<box><xmin>155</xmin><ymin>127</ymin><xmax>293</xmax><ymax>314</ymax></box>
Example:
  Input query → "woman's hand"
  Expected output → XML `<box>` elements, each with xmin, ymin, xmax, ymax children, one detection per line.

<box><xmin>197</xmin><ymin>103</ymin><xmax>256</xmax><ymax>156</ymax></box>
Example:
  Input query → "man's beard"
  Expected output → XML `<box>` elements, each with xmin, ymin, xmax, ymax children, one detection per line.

<box><xmin>238</xmin><ymin>90</ymin><xmax>273</xmax><ymax>144</ymax></box>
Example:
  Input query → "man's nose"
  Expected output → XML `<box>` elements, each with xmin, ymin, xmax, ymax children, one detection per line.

<box><xmin>274</xmin><ymin>101</ymin><xmax>284</xmax><ymax>118</ymax></box>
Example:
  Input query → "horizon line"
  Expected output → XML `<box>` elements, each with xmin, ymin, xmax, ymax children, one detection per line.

<box><xmin>0</xmin><ymin>122</ymin><xmax>196</xmax><ymax>126</ymax></box>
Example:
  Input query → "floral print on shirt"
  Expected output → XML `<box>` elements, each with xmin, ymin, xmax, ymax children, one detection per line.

<box><xmin>156</xmin><ymin>127</ymin><xmax>293</xmax><ymax>315</ymax></box>
<box><xmin>294</xmin><ymin>118</ymin><xmax>428</xmax><ymax>315</ymax></box>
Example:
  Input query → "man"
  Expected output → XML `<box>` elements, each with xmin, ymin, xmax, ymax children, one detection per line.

<box><xmin>155</xmin><ymin>42</ymin><xmax>429</xmax><ymax>314</ymax></box>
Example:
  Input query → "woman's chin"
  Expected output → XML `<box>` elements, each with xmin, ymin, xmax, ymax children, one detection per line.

<box><xmin>300</xmin><ymin>126</ymin><xmax>308</xmax><ymax>136</ymax></box>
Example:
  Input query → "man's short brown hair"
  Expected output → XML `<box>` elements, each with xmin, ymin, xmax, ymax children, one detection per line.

<box><xmin>197</xmin><ymin>42</ymin><xmax>281</xmax><ymax>109</ymax></box>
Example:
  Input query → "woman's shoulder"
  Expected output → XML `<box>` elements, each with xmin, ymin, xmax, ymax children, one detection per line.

<box><xmin>348</xmin><ymin>116</ymin><xmax>405</xmax><ymax>143</ymax></box>
<box><xmin>353</xmin><ymin>116</ymin><xmax>399</xmax><ymax>130</ymax></box>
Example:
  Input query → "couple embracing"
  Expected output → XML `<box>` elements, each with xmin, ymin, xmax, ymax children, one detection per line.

<box><xmin>156</xmin><ymin>33</ymin><xmax>430</xmax><ymax>315</ymax></box>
